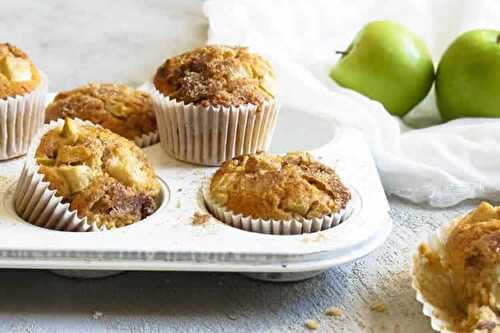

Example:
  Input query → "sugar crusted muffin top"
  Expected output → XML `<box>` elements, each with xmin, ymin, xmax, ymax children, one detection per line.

<box><xmin>209</xmin><ymin>152</ymin><xmax>351</xmax><ymax>220</ymax></box>
<box><xmin>35</xmin><ymin>118</ymin><xmax>161</xmax><ymax>229</ymax></box>
<box><xmin>154</xmin><ymin>45</ymin><xmax>276</xmax><ymax>108</ymax></box>
<box><xmin>0</xmin><ymin>43</ymin><xmax>41</xmax><ymax>99</ymax></box>
<box><xmin>45</xmin><ymin>83</ymin><xmax>156</xmax><ymax>140</ymax></box>
<box><xmin>415</xmin><ymin>202</ymin><xmax>500</xmax><ymax>332</ymax></box>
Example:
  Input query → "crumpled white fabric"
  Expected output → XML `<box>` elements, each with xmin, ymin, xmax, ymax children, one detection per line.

<box><xmin>203</xmin><ymin>0</ymin><xmax>500</xmax><ymax>207</ymax></box>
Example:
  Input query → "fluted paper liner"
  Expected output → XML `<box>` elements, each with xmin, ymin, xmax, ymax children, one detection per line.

<box><xmin>146</xmin><ymin>82</ymin><xmax>280</xmax><ymax>166</ymax></box>
<box><xmin>411</xmin><ymin>219</ymin><xmax>463</xmax><ymax>333</ymax></box>
<box><xmin>0</xmin><ymin>74</ymin><xmax>48</xmax><ymax>160</ymax></box>
<box><xmin>202</xmin><ymin>179</ymin><xmax>350</xmax><ymax>235</ymax></box>
<box><xmin>14</xmin><ymin>118</ymin><xmax>112</xmax><ymax>232</ymax></box>
<box><xmin>134</xmin><ymin>130</ymin><xmax>159</xmax><ymax>148</ymax></box>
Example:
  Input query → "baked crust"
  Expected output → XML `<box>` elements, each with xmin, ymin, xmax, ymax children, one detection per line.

<box><xmin>153</xmin><ymin>45</ymin><xmax>276</xmax><ymax>108</ymax></box>
<box><xmin>0</xmin><ymin>43</ymin><xmax>41</xmax><ymax>99</ymax></box>
<box><xmin>45</xmin><ymin>83</ymin><xmax>156</xmax><ymax>140</ymax></box>
<box><xmin>35</xmin><ymin>118</ymin><xmax>160</xmax><ymax>229</ymax></box>
<box><xmin>209</xmin><ymin>152</ymin><xmax>350</xmax><ymax>220</ymax></box>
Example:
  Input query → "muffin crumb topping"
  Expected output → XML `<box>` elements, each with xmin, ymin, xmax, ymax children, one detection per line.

<box><xmin>154</xmin><ymin>45</ymin><xmax>275</xmax><ymax>108</ymax></box>
<box><xmin>45</xmin><ymin>83</ymin><xmax>156</xmax><ymax>140</ymax></box>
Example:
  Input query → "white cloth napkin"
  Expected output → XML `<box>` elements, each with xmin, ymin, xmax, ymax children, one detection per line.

<box><xmin>204</xmin><ymin>0</ymin><xmax>500</xmax><ymax>207</ymax></box>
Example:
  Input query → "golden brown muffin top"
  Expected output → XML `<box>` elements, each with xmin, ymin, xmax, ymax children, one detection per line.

<box><xmin>35</xmin><ymin>118</ymin><xmax>161</xmax><ymax>229</ymax></box>
<box><xmin>45</xmin><ymin>83</ymin><xmax>156</xmax><ymax>140</ymax></box>
<box><xmin>209</xmin><ymin>152</ymin><xmax>351</xmax><ymax>220</ymax></box>
<box><xmin>0</xmin><ymin>43</ymin><xmax>41</xmax><ymax>99</ymax></box>
<box><xmin>153</xmin><ymin>45</ymin><xmax>276</xmax><ymax>108</ymax></box>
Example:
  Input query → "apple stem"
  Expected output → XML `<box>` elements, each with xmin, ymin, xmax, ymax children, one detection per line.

<box><xmin>336</xmin><ymin>51</ymin><xmax>347</xmax><ymax>56</ymax></box>
<box><xmin>497</xmin><ymin>35</ymin><xmax>500</xmax><ymax>44</ymax></box>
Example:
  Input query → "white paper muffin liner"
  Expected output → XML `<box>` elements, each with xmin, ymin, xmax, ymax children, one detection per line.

<box><xmin>0</xmin><ymin>74</ymin><xmax>48</xmax><ymax>160</ymax></box>
<box><xmin>14</xmin><ymin>118</ymin><xmax>114</xmax><ymax>232</ymax></box>
<box><xmin>134</xmin><ymin>130</ymin><xmax>159</xmax><ymax>148</ymax></box>
<box><xmin>145</xmin><ymin>82</ymin><xmax>280</xmax><ymax>166</ymax></box>
<box><xmin>202</xmin><ymin>179</ymin><xmax>350</xmax><ymax>235</ymax></box>
<box><xmin>411</xmin><ymin>218</ymin><xmax>463</xmax><ymax>333</ymax></box>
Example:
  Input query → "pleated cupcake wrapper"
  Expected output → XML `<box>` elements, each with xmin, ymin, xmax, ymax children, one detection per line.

<box><xmin>146</xmin><ymin>82</ymin><xmax>280</xmax><ymax>166</ymax></box>
<box><xmin>134</xmin><ymin>130</ymin><xmax>159</xmax><ymax>148</ymax></box>
<box><xmin>202</xmin><ymin>180</ymin><xmax>349</xmax><ymax>235</ymax></box>
<box><xmin>0</xmin><ymin>74</ymin><xmax>48</xmax><ymax>160</ymax></box>
<box><xmin>14</xmin><ymin>118</ymin><xmax>108</xmax><ymax>232</ymax></box>
<box><xmin>411</xmin><ymin>219</ymin><xmax>461</xmax><ymax>333</ymax></box>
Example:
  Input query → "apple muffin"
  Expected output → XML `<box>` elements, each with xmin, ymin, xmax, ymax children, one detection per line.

<box><xmin>0</xmin><ymin>43</ymin><xmax>41</xmax><ymax>99</ymax></box>
<box><xmin>414</xmin><ymin>202</ymin><xmax>500</xmax><ymax>332</ymax></box>
<box><xmin>207</xmin><ymin>152</ymin><xmax>351</xmax><ymax>221</ymax></box>
<box><xmin>35</xmin><ymin>118</ymin><xmax>161</xmax><ymax>229</ymax></box>
<box><xmin>150</xmin><ymin>45</ymin><xmax>280</xmax><ymax>165</ymax></box>
<box><xmin>45</xmin><ymin>83</ymin><xmax>156</xmax><ymax>141</ymax></box>
<box><xmin>153</xmin><ymin>45</ymin><xmax>276</xmax><ymax>107</ymax></box>
<box><xmin>0</xmin><ymin>43</ymin><xmax>46</xmax><ymax>160</ymax></box>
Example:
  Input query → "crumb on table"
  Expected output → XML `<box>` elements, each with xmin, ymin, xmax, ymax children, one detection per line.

<box><xmin>192</xmin><ymin>211</ymin><xmax>210</xmax><ymax>225</ymax></box>
<box><xmin>370</xmin><ymin>302</ymin><xmax>386</xmax><ymax>313</ymax></box>
<box><xmin>92</xmin><ymin>310</ymin><xmax>103</xmax><ymax>320</ymax></box>
<box><xmin>305</xmin><ymin>319</ymin><xmax>319</xmax><ymax>330</ymax></box>
<box><xmin>325</xmin><ymin>306</ymin><xmax>343</xmax><ymax>317</ymax></box>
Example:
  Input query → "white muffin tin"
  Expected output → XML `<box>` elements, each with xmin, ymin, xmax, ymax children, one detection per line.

<box><xmin>0</xmin><ymin>101</ymin><xmax>392</xmax><ymax>281</ymax></box>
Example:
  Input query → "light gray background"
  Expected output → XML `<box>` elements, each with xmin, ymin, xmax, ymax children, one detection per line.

<box><xmin>0</xmin><ymin>1</ymin><xmax>480</xmax><ymax>332</ymax></box>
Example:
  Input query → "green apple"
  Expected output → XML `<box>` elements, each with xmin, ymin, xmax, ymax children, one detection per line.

<box><xmin>330</xmin><ymin>21</ymin><xmax>435</xmax><ymax>117</ymax></box>
<box><xmin>436</xmin><ymin>30</ymin><xmax>500</xmax><ymax>120</ymax></box>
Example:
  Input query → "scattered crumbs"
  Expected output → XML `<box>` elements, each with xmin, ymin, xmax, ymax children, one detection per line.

<box><xmin>92</xmin><ymin>310</ymin><xmax>103</xmax><ymax>320</ymax></box>
<box><xmin>305</xmin><ymin>319</ymin><xmax>319</xmax><ymax>330</ymax></box>
<box><xmin>370</xmin><ymin>302</ymin><xmax>386</xmax><ymax>313</ymax></box>
<box><xmin>175</xmin><ymin>201</ymin><xmax>181</xmax><ymax>209</ymax></box>
<box><xmin>325</xmin><ymin>306</ymin><xmax>343</xmax><ymax>317</ymax></box>
<box><xmin>227</xmin><ymin>314</ymin><xmax>237</xmax><ymax>321</ymax></box>
<box><xmin>192</xmin><ymin>212</ymin><xmax>210</xmax><ymax>225</ymax></box>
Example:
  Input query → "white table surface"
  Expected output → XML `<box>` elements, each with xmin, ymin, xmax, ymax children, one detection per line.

<box><xmin>0</xmin><ymin>1</ymin><xmax>480</xmax><ymax>332</ymax></box>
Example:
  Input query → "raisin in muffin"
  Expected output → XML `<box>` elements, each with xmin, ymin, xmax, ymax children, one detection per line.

<box><xmin>153</xmin><ymin>45</ymin><xmax>276</xmax><ymax>107</ymax></box>
<box><xmin>35</xmin><ymin>118</ymin><xmax>160</xmax><ymax>229</ymax></box>
<box><xmin>208</xmin><ymin>152</ymin><xmax>350</xmax><ymax>221</ymax></box>
<box><xmin>0</xmin><ymin>43</ymin><xmax>41</xmax><ymax>99</ymax></box>
<box><xmin>45</xmin><ymin>83</ymin><xmax>156</xmax><ymax>141</ymax></box>
<box><xmin>414</xmin><ymin>202</ymin><xmax>500</xmax><ymax>332</ymax></box>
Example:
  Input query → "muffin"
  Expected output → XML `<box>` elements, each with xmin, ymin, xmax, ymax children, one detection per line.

<box><xmin>15</xmin><ymin>118</ymin><xmax>161</xmax><ymax>231</ymax></box>
<box><xmin>45</xmin><ymin>83</ymin><xmax>158</xmax><ymax>147</ymax></box>
<box><xmin>0</xmin><ymin>43</ymin><xmax>47</xmax><ymax>159</ymax></box>
<box><xmin>149</xmin><ymin>45</ymin><xmax>280</xmax><ymax>165</ymax></box>
<box><xmin>204</xmin><ymin>151</ymin><xmax>351</xmax><ymax>234</ymax></box>
<box><xmin>414</xmin><ymin>202</ymin><xmax>500</xmax><ymax>332</ymax></box>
